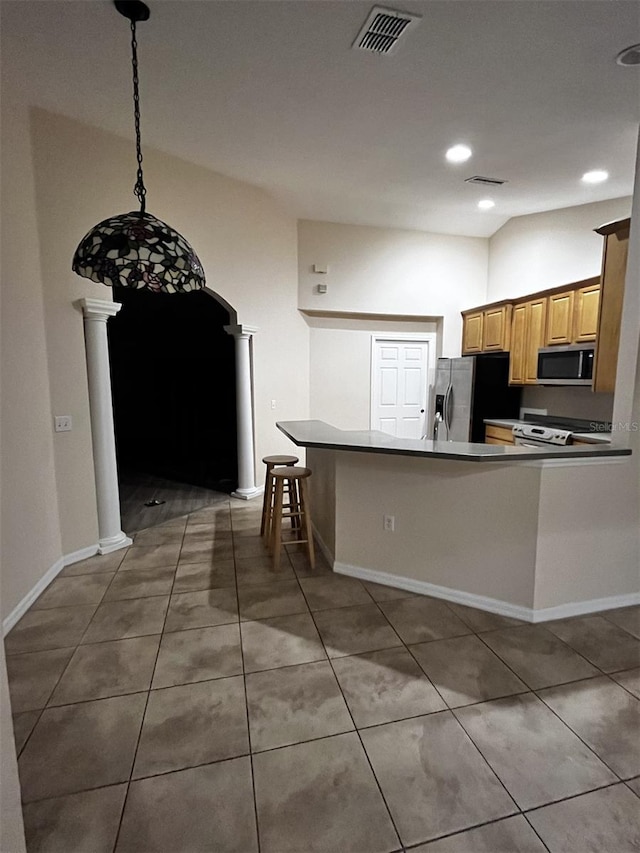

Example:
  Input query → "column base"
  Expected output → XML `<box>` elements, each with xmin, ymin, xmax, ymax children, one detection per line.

<box><xmin>231</xmin><ymin>485</ymin><xmax>264</xmax><ymax>501</ymax></box>
<box><xmin>98</xmin><ymin>531</ymin><xmax>133</xmax><ymax>554</ymax></box>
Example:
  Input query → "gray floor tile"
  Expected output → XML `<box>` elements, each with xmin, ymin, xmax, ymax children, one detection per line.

<box><xmin>6</xmin><ymin>647</ymin><xmax>74</xmax><ymax>712</ymax></box>
<box><xmin>188</xmin><ymin>506</ymin><xmax>233</xmax><ymax>527</ymax></box>
<box><xmin>32</xmin><ymin>573</ymin><xmax>114</xmax><ymax>610</ymax></box>
<box><xmin>411</xmin><ymin>815</ymin><xmax>547</xmax><ymax>852</ymax></box>
<box><xmin>332</xmin><ymin>646</ymin><xmax>445</xmax><ymax>727</ymax></box>
<box><xmin>246</xmin><ymin>660</ymin><xmax>353</xmax><ymax>751</ymax></box>
<box><xmin>363</xmin><ymin>581</ymin><xmax>418</xmax><ymax>602</ymax></box>
<box><xmin>18</xmin><ymin>693</ymin><xmax>147</xmax><ymax>802</ymax></box>
<box><xmin>60</xmin><ymin>550</ymin><xmax>127</xmax><ymax>576</ymax></box>
<box><xmin>446</xmin><ymin>602</ymin><xmax>527</xmax><ymax>633</ymax></box>
<box><xmin>133</xmin><ymin>676</ymin><xmax>248</xmax><ymax>778</ymax></box>
<box><xmin>253</xmin><ymin>731</ymin><xmax>399</xmax><ymax>853</ymax></box>
<box><xmin>481</xmin><ymin>625</ymin><xmax>599</xmax><ymax>689</ymax></box>
<box><xmin>152</xmin><ymin>623</ymin><xmax>243</xmax><ymax>688</ymax></box>
<box><xmin>627</xmin><ymin>777</ymin><xmax>640</xmax><ymax>797</ymax></box>
<box><xmin>289</xmin><ymin>549</ymin><xmax>333</xmax><ymax>578</ymax></box>
<box><xmin>526</xmin><ymin>783</ymin><xmax>640</xmax><ymax>853</ymax></box>
<box><xmin>172</xmin><ymin>560</ymin><xmax>235</xmax><ymax>592</ymax></box>
<box><xmin>236</xmin><ymin>555</ymin><xmax>295</xmax><ymax>585</ymax></box>
<box><xmin>455</xmin><ymin>693</ymin><xmax>616</xmax><ymax>809</ymax></box>
<box><xmin>360</xmin><ymin>712</ymin><xmax>517</xmax><ymax>847</ymax></box>
<box><xmin>22</xmin><ymin>784</ymin><xmax>127</xmax><ymax>853</ymax></box>
<box><xmin>298</xmin><ymin>574</ymin><xmax>373</xmax><ymax>611</ymax></box>
<box><xmin>239</xmin><ymin>578</ymin><xmax>309</xmax><ymax>621</ymax></box>
<box><xmin>12</xmin><ymin>711</ymin><xmax>40</xmax><ymax>753</ymax></box>
<box><xmin>133</xmin><ymin>527</ymin><xmax>185</xmax><ymax>546</ymax></box>
<box><xmin>603</xmin><ymin>605</ymin><xmax>640</xmax><ymax>639</ymax></box>
<box><xmin>5</xmin><ymin>606</ymin><xmax>97</xmax><ymax>654</ymax></box>
<box><xmin>611</xmin><ymin>667</ymin><xmax>640</xmax><ymax>699</ymax></box>
<box><xmin>82</xmin><ymin>596</ymin><xmax>169</xmax><ymax>643</ymax></box>
<box><xmin>119</xmin><ymin>543</ymin><xmax>182</xmax><ymax>571</ymax></box>
<box><xmin>545</xmin><ymin>615</ymin><xmax>640</xmax><ymax>672</ymax></box>
<box><xmin>164</xmin><ymin>588</ymin><xmax>238</xmax><ymax>632</ymax></box>
<box><xmin>378</xmin><ymin>596</ymin><xmax>472</xmax><ymax>644</ymax></box>
<box><xmin>314</xmin><ymin>603</ymin><xmax>402</xmax><ymax>658</ymax></box>
<box><xmin>49</xmin><ymin>635</ymin><xmax>160</xmax><ymax>705</ymax></box>
<box><xmin>117</xmin><ymin>758</ymin><xmax>258</xmax><ymax>853</ymax></box>
<box><xmin>241</xmin><ymin>612</ymin><xmax>327</xmax><ymax>673</ymax></box>
<box><xmin>410</xmin><ymin>634</ymin><xmax>527</xmax><ymax>708</ymax></box>
<box><xmin>179</xmin><ymin>536</ymin><xmax>234</xmax><ymax>564</ymax></box>
<box><xmin>538</xmin><ymin>676</ymin><xmax>640</xmax><ymax>779</ymax></box>
<box><xmin>103</xmin><ymin>566</ymin><xmax>175</xmax><ymax>601</ymax></box>
<box><xmin>233</xmin><ymin>535</ymin><xmax>269</xmax><ymax>558</ymax></box>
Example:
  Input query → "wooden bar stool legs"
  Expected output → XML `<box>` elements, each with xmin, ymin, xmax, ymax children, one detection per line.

<box><xmin>260</xmin><ymin>454</ymin><xmax>298</xmax><ymax>540</ymax></box>
<box><xmin>270</xmin><ymin>466</ymin><xmax>315</xmax><ymax>571</ymax></box>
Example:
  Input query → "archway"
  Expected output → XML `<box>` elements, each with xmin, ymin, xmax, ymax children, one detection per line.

<box><xmin>107</xmin><ymin>288</ymin><xmax>238</xmax><ymax>518</ymax></box>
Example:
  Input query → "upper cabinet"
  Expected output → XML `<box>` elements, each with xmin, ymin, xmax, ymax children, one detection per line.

<box><xmin>509</xmin><ymin>297</ymin><xmax>546</xmax><ymax>385</ymax></box>
<box><xmin>593</xmin><ymin>218</ymin><xmax>630</xmax><ymax>393</ymax></box>
<box><xmin>461</xmin><ymin>304</ymin><xmax>511</xmax><ymax>354</ymax></box>
<box><xmin>574</xmin><ymin>282</ymin><xmax>601</xmax><ymax>342</ymax></box>
<box><xmin>545</xmin><ymin>290</ymin><xmax>575</xmax><ymax>345</ymax></box>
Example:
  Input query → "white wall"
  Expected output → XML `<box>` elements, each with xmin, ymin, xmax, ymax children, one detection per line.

<box><xmin>298</xmin><ymin>220</ymin><xmax>488</xmax><ymax>357</ymax></box>
<box><xmin>487</xmin><ymin>197</ymin><xmax>632</xmax><ymax>302</ymax></box>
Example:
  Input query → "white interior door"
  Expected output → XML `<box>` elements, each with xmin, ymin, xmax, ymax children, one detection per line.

<box><xmin>371</xmin><ymin>338</ymin><xmax>431</xmax><ymax>438</ymax></box>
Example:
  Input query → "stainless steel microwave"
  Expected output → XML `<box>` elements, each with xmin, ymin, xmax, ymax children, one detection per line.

<box><xmin>536</xmin><ymin>344</ymin><xmax>595</xmax><ymax>385</ymax></box>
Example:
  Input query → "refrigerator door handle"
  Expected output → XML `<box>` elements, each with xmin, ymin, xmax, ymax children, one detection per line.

<box><xmin>444</xmin><ymin>383</ymin><xmax>453</xmax><ymax>436</ymax></box>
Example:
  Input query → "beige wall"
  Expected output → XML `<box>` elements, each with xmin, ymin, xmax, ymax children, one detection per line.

<box><xmin>487</xmin><ymin>197</ymin><xmax>632</xmax><ymax>303</ymax></box>
<box><xmin>298</xmin><ymin>220</ymin><xmax>488</xmax><ymax>356</ymax></box>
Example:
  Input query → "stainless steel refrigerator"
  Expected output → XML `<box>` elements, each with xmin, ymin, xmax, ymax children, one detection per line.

<box><xmin>432</xmin><ymin>354</ymin><xmax>521</xmax><ymax>442</ymax></box>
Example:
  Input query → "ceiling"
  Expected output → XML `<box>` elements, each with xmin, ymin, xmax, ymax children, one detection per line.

<box><xmin>2</xmin><ymin>0</ymin><xmax>640</xmax><ymax>237</ymax></box>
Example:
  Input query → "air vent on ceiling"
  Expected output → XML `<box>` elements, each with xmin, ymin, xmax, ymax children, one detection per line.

<box><xmin>464</xmin><ymin>175</ymin><xmax>508</xmax><ymax>187</ymax></box>
<box><xmin>353</xmin><ymin>6</ymin><xmax>421</xmax><ymax>55</ymax></box>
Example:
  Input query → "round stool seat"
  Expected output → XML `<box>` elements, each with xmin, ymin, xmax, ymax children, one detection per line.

<box><xmin>262</xmin><ymin>454</ymin><xmax>299</xmax><ymax>466</ymax></box>
<box><xmin>271</xmin><ymin>466</ymin><xmax>311</xmax><ymax>480</ymax></box>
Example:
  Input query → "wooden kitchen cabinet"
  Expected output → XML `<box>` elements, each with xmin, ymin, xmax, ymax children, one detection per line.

<box><xmin>462</xmin><ymin>304</ymin><xmax>511</xmax><ymax>354</ymax></box>
<box><xmin>462</xmin><ymin>310</ymin><xmax>483</xmax><ymax>353</ymax></box>
<box><xmin>509</xmin><ymin>297</ymin><xmax>547</xmax><ymax>385</ymax></box>
<box><xmin>484</xmin><ymin>424</ymin><xmax>515</xmax><ymax>445</ymax></box>
<box><xmin>593</xmin><ymin>218</ymin><xmax>630</xmax><ymax>393</ymax></box>
<box><xmin>573</xmin><ymin>283</ymin><xmax>600</xmax><ymax>342</ymax></box>
<box><xmin>545</xmin><ymin>290</ymin><xmax>575</xmax><ymax>345</ymax></box>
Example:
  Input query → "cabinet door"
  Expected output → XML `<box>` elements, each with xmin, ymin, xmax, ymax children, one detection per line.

<box><xmin>509</xmin><ymin>304</ymin><xmax>527</xmax><ymax>384</ymax></box>
<box><xmin>524</xmin><ymin>298</ymin><xmax>547</xmax><ymax>383</ymax></box>
<box><xmin>545</xmin><ymin>291</ymin><xmax>575</xmax><ymax>345</ymax></box>
<box><xmin>483</xmin><ymin>305</ymin><xmax>511</xmax><ymax>351</ymax></box>
<box><xmin>462</xmin><ymin>311</ymin><xmax>483</xmax><ymax>354</ymax></box>
<box><xmin>594</xmin><ymin>221</ymin><xmax>630</xmax><ymax>393</ymax></box>
<box><xmin>574</xmin><ymin>284</ymin><xmax>600</xmax><ymax>343</ymax></box>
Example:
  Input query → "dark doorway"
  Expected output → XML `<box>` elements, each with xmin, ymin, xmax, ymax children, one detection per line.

<box><xmin>108</xmin><ymin>288</ymin><xmax>237</xmax><ymax>494</ymax></box>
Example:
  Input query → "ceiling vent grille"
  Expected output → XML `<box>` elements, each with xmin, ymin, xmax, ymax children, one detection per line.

<box><xmin>353</xmin><ymin>6</ymin><xmax>421</xmax><ymax>55</ymax></box>
<box><xmin>464</xmin><ymin>175</ymin><xmax>508</xmax><ymax>187</ymax></box>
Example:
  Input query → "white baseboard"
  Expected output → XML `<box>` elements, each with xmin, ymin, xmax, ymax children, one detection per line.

<box><xmin>2</xmin><ymin>542</ymin><xmax>101</xmax><ymax>636</ymax></box>
<box><xmin>333</xmin><ymin>561</ymin><xmax>640</xmax><ymax>623</ymax></box>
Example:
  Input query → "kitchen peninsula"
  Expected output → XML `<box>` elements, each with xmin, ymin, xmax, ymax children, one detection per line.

<box><xmin>277</xmin><ymin>420</ymin><xmax>637</xmax><ymax>623</ymax></box>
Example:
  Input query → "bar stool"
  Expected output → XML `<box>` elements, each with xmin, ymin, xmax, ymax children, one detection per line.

<box><xmin>270</xmin><ymin>466</ymin><xmax>315</xmax><ymax>571</ymax></box>
<box><xmin>260</xmin><ymin>454</ymin><xmax>299</xmax><ymax>540</ymax></box>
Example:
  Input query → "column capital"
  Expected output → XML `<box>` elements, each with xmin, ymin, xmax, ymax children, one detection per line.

<box><xmin>75</xmin><ymin>297</ymin><xmax>123</xmax><ymax>321</ymax></box>
<box><xmin>223</xmin><ymin>323</ymin><xmax>259</xmax><ymax>339</ymax></box>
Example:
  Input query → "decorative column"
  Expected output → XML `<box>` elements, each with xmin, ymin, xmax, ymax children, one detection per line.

<box><xmin>224</xmin><ymin>324</ymin><xmax>262</xmax><ymax>500</ymax></box>
<box><xmin>76</xmin><ymin>298</ymin><xmax>133</xmax><ymax>553</ymax></box>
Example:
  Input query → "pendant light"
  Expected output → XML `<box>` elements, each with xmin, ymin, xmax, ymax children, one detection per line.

<box><xmin>72</xmin><ymin>0</ymin><xmax>205</xmax><ymax>294</ymax></box>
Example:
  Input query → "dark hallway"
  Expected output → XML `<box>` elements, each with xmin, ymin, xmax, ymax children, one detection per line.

<box><xmin>108</xmin><ymin>287</ymin><xmax>238</xmax><ymax>528</ymax></box>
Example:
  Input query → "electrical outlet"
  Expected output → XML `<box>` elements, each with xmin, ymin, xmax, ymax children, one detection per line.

<box><xmin>54</xmin><ymin>415</ymin><xmax>72</xmax><ymax>432</ymax></box>
<box><xmin>383</xmin><ymin>514</ymin><xmax>395</xmax><ymax>532</ymax></box>
<box><xmin>271</xmin><ymin>399</ymin><xmax>276</xmax><ymax>410</ymax></box>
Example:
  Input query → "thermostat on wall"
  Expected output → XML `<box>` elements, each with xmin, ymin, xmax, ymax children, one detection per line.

<box><xmin>316</xmin><ymin>283</ymin><xmax>328</xmax><ymax>294</ymax></box>
<box><xmin>313</xmin><ymin>263</ymin><xmax>328</xmax><ymax>274</ymax></box>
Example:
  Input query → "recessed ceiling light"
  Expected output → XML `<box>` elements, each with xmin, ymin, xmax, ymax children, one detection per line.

<box><xmin>477</xmin><ymin>199</ymin><xmax>495</xmax><ymax>210</ymax></box>
<box><xmin>446</xmin><ymin>144</ymin><xmax>472</xmax><ymax>163</ymax></box>
<box><xmin>581</xmin><ymin>170</ymin><xmax>609</xmax><ymax>184</ymax></box>
<box><xmin>616</xmin><ymin>43</ymin><xmax>640</xmax><ymax>66</ymax></box>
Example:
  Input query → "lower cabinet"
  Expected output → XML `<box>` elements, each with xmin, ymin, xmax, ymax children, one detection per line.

<box><xmin>484</xmin><ymin>424</ymin><xmax>515</xmax><ymax>445</ymax></box>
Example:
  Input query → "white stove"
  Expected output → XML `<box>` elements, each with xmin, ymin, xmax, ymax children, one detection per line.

<box><xmin>512</xmin><ymin>423</ymin><xmax>573</xmax><ymax>447</ymax></box>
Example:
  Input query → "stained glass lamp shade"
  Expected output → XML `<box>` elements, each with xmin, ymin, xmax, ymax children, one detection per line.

<box><xmin>72</xmin><ymin>1</ymin><xmax>205</xmax><ymax>294</ymax></box>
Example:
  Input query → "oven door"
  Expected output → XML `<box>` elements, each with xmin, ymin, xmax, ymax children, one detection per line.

<box><xmin>514</xmin><ymin>437</ymin><xmax>553</xmax><ymax>447</ymax></box>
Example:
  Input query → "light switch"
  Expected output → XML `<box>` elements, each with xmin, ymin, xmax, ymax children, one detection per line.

<box><xmin>313</xmin><ymin>263</ymin><xmax>328</xmax><ymax>274</ymax></box>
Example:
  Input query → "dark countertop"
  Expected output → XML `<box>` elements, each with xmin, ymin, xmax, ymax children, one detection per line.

<box><xmin>277</xmin><ymin>420</ymin><xmax>630</xmax><ymax>463</ymax></box>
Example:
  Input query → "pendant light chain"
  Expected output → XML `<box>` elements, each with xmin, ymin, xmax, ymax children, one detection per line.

<box><xmin>130</xmin><ymin>19</ymin><xmax>147</xmax><ymax>214</ymax></box>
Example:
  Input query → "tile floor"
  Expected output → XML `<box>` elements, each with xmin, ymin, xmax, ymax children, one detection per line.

<box><xmin>5</xmin><ymin>499</ymin><xmax>640</xmax><ymax>852</ymax></box>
